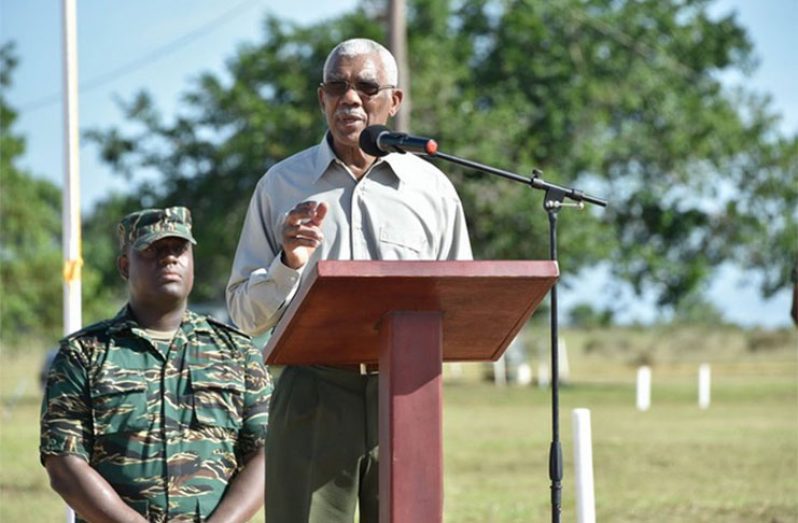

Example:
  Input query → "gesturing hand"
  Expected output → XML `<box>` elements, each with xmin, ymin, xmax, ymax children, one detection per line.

<box><xmin>280</xmin><ymin>201</ymin><xmax>328</xmax><ymax>270</ymax></box>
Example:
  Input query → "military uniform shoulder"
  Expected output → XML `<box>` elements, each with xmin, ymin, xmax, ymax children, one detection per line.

<box><xmin>57</xmin><ymin>319</ymin><xmax>121</xmax><ymax>356</ymax></box>
<box><xmin>61</xmin><ymin>318</ymin><xmax>115</xmax><ymax>344</ymax></box>
<box><xmin>206</xmin><ymin>317</ymin><xmax>252</xmax><ymax>341</ymax></box>
<box><xmin>205</xmin><ymin>317</ymin><xmax>257</xmax><ymax>356</ymax></box>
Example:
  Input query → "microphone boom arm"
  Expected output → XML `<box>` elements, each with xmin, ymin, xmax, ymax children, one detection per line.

<box><xmin>430</xmin><ymin>151</ymin><xmax>607</xmax><ymax>208</ymax></box>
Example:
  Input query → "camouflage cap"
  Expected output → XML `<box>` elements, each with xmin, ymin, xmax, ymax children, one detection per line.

<box><xmin>118</xmin><ymin>207</ymin><xmax>197</xmax><ymax>251</ymax></box>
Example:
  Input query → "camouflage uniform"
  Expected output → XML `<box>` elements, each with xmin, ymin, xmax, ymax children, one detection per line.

<box><xmin>40</xmin><ymin>307</ymin><xmax>271</xmax><ymax>522</ymax></box>
<box><xmin>40</xmin><ymin>206</ymin><xmax>271</xmax><ymax>522</ymax></box>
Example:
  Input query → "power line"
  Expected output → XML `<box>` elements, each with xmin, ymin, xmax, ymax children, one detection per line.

<box><xmin>18</xmin><ymin>0</ymin><xmax>261</xmax><ymax>114</ymax></box>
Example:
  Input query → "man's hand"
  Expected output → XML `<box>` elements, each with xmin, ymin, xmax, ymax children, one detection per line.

<box><xmin>280</xmin><ymin>201</ymin><xmax>328</xmax><ymax>269</ymax></box>
<box><xmin>206</xmin><ymin>448</ymin><xmax>265</xmax><ymax>523</ymax></box>
<box><xmin>44</xmin><ymin>455</ymin><xmax>148</xmax><ymax>523</ymax></box>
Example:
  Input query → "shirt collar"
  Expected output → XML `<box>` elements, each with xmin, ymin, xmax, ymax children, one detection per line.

<box><xmin>107</xmin><ymin>304</ymin><xmax>212</xmax><ymax>336</ymax></box>
<box><xmin>313</xmin><ymin>131</ymin><xmax>407</xmax><ymax>184</ymax></box>
<box><xmin>311</xmin><ymin>133</ymin><xmax>339</xmax><ymax>183</ymax></box>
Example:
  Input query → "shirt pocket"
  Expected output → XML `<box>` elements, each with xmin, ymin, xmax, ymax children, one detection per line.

<box><xmin>378</xmin><ymin>224</ymin><xmax>428</xmax><ymax>258</ymax></box>
<box><xmin>90</xmin><ymin>373</ymin><xmax>149</xmax><ymax>435</ymax></box>
<box><xmin>189</xmin><ymin>362</ymin><xmax>245</xmax><ymax>430</ymax></box>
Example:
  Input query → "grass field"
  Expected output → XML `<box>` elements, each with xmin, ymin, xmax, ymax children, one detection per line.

<box><xmin>2</xmin><ymin>325</ymin><xmax>796</xmax><ymax>522</ymax></box>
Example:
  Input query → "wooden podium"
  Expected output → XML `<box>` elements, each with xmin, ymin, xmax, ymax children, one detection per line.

<box><xmin>263</xmin><ymin>260</ymin><xmax>558</xmax><ymax>523</ymax></box>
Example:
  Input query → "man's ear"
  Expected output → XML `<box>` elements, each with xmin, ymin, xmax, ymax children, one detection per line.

<box><xmin>117</xmin><ymin>254</ymin><xmax>129</xmax><ymax>280</ymax></box>
<box><xmin>389</xmin><ymin>88</ymin><xmax>404</xmax><ymax>117</ymax></box>
<box><xmin>318</xmin><ymin>86</ymin><xmax>327</xmax><ymax>113</ymax></box>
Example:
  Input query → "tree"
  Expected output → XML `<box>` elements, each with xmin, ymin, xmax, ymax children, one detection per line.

<box><xmin>1</xmin><ymin>42</ymin><xmax>120</xmax><ymax>346</ymax></box>
<box><xmin>85</xmin><ymin>13</ymin><xmax>384</xmax><ymax>302</ymax></box>
<box><xmin>85</xmin><ymin>0</ymin><xmax>798</xmax><ymax>313</ymax></box>
<box><xmin>568</xmin><ymin>303</ymin><xmax>614</xmax><ymax>329</ymax></box>
<box><xmin>1</xmin><ymin>42</ymin><xmax>64</xmax><ymax>344</ymax></box>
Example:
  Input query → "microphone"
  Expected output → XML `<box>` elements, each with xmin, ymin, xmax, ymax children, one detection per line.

<box><xmin>359</xmin><ymin>125</ymin><xmax>438</xmax><ymax>157</ymax></box>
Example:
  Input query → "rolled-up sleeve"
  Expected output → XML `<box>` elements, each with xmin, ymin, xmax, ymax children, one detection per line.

<box><xmin>237</xmin><ymin>339</ymin><xmax>272</xmax><ymax>458</ymax></box>
<box><xmin>40</xmin><ymin>343</ymin><xmax>92</xmax><ymax>464</ymax></box>
<box><xmin>226</xmin><ymin>179</ymin><xmax>304</xmax><ymax>336</ymax></box>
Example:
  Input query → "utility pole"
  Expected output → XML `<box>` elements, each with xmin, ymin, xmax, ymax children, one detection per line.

<box><xmin>61</xmin><ymin>1</ymin><xmax>81</xmax><ymax>518</ymax></box>
<box><xmin>388</xmin><ymin>0</ymin><xmax>410</xmax><ymax>132</ymax></box>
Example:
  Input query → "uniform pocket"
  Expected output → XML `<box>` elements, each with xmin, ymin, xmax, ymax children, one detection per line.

<box><xmin>190</xmin><ymin>362</ymin><xmax>245</xmax><ymax>429</ymax></box>
<box><xmin>90</xmin><ymin>373</ymin><xmax>149</xmax><ymax>435</ymax></box>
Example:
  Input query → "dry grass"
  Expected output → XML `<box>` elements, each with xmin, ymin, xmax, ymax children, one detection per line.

<box><xmin>2</xmin><ymin>325</ymin><xmax>797</xmax><ymax>522</ymax></box>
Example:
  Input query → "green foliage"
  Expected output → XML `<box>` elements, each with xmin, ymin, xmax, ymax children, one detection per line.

<box><xmin>0</xmin><ymin>43</ymin><xmax>122</xmax><ymax>346</ymax></box>
<box><xmin>568</xmin><ymin>302</ymin><xmax>614</xmax><ymax>328</ymax></box>
<box><xmin>1</xmin><ymin>43</ymin><xmax>63</xmax><ymax>344</ymax></box>
<box><xmin>669</xmin><ymin>291</ymin><xmax>726</xmax><ymax>325</ymax></box>
<box><xmin>84</xmin><ymin>12</ymin><xmax>382</xmax><ymax>301</ymax></box>
<box><xmin>83</xmin><ymin>0</ymin><xmax>798</xmax><ymax>312</ymax></box>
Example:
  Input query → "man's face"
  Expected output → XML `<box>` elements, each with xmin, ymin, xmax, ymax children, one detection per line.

<box><xmin>119</xmin><ymin>237</ymin><xmax>194</xmax><ymax>309</ymax></box>
<box><xmin>318</xmin><ymin>52</ymin><xmax>402</xmax><ymax>151</ymax></box>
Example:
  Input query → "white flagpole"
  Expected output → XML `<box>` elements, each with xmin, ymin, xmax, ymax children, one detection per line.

<box><xmin>62</xmin><ymin>0</ymin><xmax>81</xmax><ymax>521</ymax></box>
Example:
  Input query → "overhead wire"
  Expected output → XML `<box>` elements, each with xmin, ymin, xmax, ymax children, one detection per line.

<box><xmin>17</xmin><ymin>0</ymin><xmax>262</xmax><ymax>114</ymax></box>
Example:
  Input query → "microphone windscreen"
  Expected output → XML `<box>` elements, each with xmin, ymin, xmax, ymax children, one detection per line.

<box><xmin>359</xmin><ymin>124</ymin><xmax>390</xmax><ymax>157</ymax></box>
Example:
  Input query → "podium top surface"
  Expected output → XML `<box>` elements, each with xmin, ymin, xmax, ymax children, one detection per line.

<box><xmin>263</xmin><ymin>260</ymin><xmax>558</xmax><ymax>365</ymax></box>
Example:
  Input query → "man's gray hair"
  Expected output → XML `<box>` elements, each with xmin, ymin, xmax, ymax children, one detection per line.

<box><xmin>323</xmin><ymin>38</ymin><xmax>399</xmax><ymax>85</ymax></box>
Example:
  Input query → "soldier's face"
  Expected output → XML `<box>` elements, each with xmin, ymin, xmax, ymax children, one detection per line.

<box><xmin>120</xmin><ymin>237</ymin><xmax>194</xmax><ymax>308</ymax></box>
<box><xmin>318</xmin><ymin>52</ymin><xmax>402</xmax><ymax>152</ymax></box>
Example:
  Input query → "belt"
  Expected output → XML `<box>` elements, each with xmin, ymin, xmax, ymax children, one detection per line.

<box><xmin>326</xmin><ymin>363</ymin><xmax>379</xmax><ymax>375</ymax></box>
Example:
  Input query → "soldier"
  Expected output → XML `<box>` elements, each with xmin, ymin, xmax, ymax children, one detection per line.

<box><xmin>40</xmin><ymin>207</ymin><xmax>271</xmax><ymax>523</ymax></box>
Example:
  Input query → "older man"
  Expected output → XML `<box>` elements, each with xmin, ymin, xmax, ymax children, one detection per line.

<box><xmin>41</xmin><ymin>207</ymin><xmax>271</xmax><ymax>523</ymax></box>
<box><xmin>227</xmin><ymin>38</ymin><xmax>472</xmax><ymax>522</ymax></box>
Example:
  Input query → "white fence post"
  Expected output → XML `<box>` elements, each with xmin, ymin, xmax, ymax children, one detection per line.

<box><xmin>558</xmin><ymin>339</ymin><xmax>570</xmax><ymax>384</ymax></box>
<box><xmin>636</xmin><ymin>366</ymin><xmax>651</xmax><ymax>411</ymax></box>
<box><xmin>493</xmin><ymin>355</ymin><xmax>507</xmax><ymax>387</ymax></box>
<box><xmin>447</xmin><ymin>362</ymin><xmax>463</xmax><ymax>380</ymax></box>
<box><xmin>516</xmin><ymin>362</ymin><xmax>532</xmax><ymax>386</ymax></box>
<box><xmin>572</xmin><ymin>408</ymin><xmax>596</xmax><ymax>523</ymax></box>
<box><xmin>698</xmin><ymin>363</ymin><xmax>711</xmax><ymax>409</ymax></box>
<box><xmin>538</xmin><ymin>362</ymin><xmax>550</xmax><ymax>389</ymax></box>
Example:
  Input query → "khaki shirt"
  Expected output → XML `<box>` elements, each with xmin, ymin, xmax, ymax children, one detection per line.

<box><xmin>40</xmin><ymin>306</ymin><xmax>271</xmax><ymax>522</ymax></box>
<box><xmin>227</xmin><ymin>134</ymin><xmax>473</xmax><ymax>336</ymax></box>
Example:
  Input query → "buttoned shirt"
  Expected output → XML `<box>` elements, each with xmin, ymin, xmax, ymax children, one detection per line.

<box><xmin>40</xmin><ymin>306</ymin><xmax>271</xmax><ymax>523</ymax></box>
<box><xmin>226</xmin><ymin>134</ymin><xmax>473</xmax><ymax>336</ymax></box>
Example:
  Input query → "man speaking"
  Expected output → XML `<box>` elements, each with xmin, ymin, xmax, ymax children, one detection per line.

<box><xmin>226</xmin><ymin>38</ymin><xmax>472</xmax><ymax>522</ymax></box>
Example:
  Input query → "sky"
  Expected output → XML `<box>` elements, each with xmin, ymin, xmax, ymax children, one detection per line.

<box><xmin>1</xmin><ymin>0</ymin><xmax>796</xmax><ymax>328</ymax></box>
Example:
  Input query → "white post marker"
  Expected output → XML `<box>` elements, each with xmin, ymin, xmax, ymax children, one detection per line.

<box><xmin>558</xmin><ymin>339</ymin><xmax>571</xmax><ymax>384</ymax></box>
<box><xmin>698</xmin><ymin>363</ymin><xmax>711</xmax><ymax>409</ymax></box>
<box><xmin>572</xmin><ymin>408</ymin><xmax>596</xmax><ymax>523</ymax></box>
<box><xmin>493</xmin><ymin>355</ymin><xmax>507</xmax><ymax>387</ymax></box>
<box><xmin>538</xmin><ymin>362</ymin><xmax>550</xmax><ymax>389</ymax></box>
<box><xmin>636</xmin><ymin>366</ymin><xmax>651</xmax><ymax>411</ymax></box>
<box><xmin>447</xmin><ymin>362</ymin><xmax>464</xmax><ymax>380</ymax></box>
<box><xmin>516</xmin><ymin>362</ymin><xmax>533</xmax><ymax>386</ymax></box>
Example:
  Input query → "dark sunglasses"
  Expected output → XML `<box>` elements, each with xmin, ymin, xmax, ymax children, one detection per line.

<box><xmin>320</xmin><ymin>80</ymin><xmax>395</xmax><ymax>98</ymax></box>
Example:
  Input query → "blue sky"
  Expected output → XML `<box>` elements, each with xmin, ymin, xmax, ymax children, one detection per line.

<box><xmin>1</xmin><ymin>0</ymin><xmax>796</xmax><ymax>328</ymax></box>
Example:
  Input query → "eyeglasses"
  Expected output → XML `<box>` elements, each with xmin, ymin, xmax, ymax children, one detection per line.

<box><xmin>320</xmin><ymin>80</ymin><xmax>395</xmax><ymax>98</ymax></box>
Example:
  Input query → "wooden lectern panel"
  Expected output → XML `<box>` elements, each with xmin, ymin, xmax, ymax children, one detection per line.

<box><xmin>263</xmin><ymin>260</ymin><xmax>558</xmax><ymax>365</ymax></box>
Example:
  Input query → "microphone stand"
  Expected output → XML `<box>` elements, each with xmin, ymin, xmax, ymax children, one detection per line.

<box><xmin>428</xmin><ymin>150</ymin><xmax>607</xmax><ymax>523</ymax></box>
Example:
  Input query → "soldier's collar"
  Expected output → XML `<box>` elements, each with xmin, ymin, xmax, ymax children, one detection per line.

<box><xmin>107</xmin><ymin>305</ymin><xmax>213</xmax><ymax>335</ymax></box>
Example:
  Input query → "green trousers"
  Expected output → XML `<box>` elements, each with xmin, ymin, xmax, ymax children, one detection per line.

<box><xmin>265</xmin><ymin>365</ymin><xmax>380</xmax><ymax>523</ymax></box>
